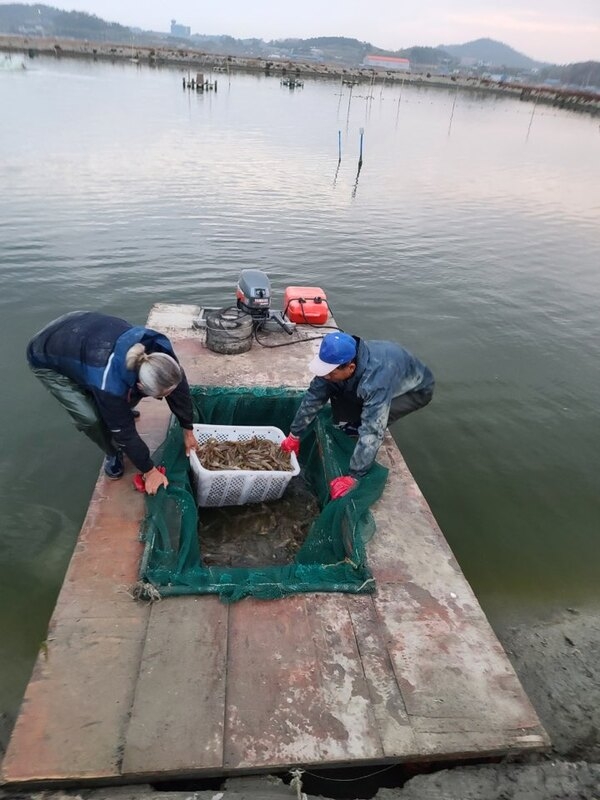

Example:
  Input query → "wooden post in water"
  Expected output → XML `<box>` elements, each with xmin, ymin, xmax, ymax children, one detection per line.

<box><xmin>346</xmin><ymin>83</ymin><xmax>354</xmax><ymax>128</ymax></box>
<box><xmin>358</xmin><ymin>127</ymin><xmax>364</xmax><ymax>167</ymax></box>
<box><xmin>526</xmin><ymin>91</ymin><xmax>540</xmax><ymax>141</ymax></box>
<box><xmin>448</xmin><ymin>81</ymin><xmax>459</xmax><ymax>136</ymax></box>
<box><xmin>333</xmin><ymin>130</ymin><xmax>342</xmax><ymax>187</ymax></box>
<box><xmin>352</xmin><ymin>128</ymin><xmax>364</xmax><ymax>198</ymax></box>
<box><xmin>395</xmin><ymin>77</ymin><xmax>405</xmax><ymax>129</ymax></box>
<box><xmin>380</xmin><ymin>75</ymin><xmax>386</xmax><ymax>100</ymax></box>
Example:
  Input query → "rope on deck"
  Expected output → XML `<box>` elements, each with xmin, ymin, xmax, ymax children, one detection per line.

<box><xmin>289</xmin><ymin>768</ymin><xmax>308</xmax><ymax>800</ymax></box>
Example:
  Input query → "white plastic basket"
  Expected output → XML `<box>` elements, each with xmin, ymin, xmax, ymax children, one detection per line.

<box><xmin>189</xmin><ymin>424</ymin><xmax>300</xmax><ymax>507</ymax></box>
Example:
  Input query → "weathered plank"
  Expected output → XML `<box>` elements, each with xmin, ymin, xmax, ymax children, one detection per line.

<box><xmin>225</xmin><ymin>594</ymin><xmax>383</xmax><ymax>769</ymax></box>
<box><xmin>367</xmin><ymin>435</ymin><xmax>468</xmax><ymax>589</ymax></box>
<box><xmin>412</xmin><ymin>729</ymin><xmax>549</xmax><ymax>759</ymax></box>
<box><xmin>122</xmin><ymin>596</ymin><xmax>229</xmax><ymax>776</ymax></box>
<box><xmin>52</xmin><ymin>511</ymin><xmax>146</xmax><ymax>621</ymax></box>
<box><xmin>133</xmin><ymin>395</ymin><xmax>173</xmax><ymax>455</ymax></box>
<box><xmin>346</xmin><ymin>595</ymin><xmax>416</xmax><ymax>757</ymax></box>
<box><xmin>374</xmin><ymin>582</ymin><xmax>544</xmax><ymax>731</ymax></box>
<box><xmin>366</xmin><ymin>436</ymin><xmax>549</xmax><ymax>755</ymax></box>
<box><xmin>2</xmin><ymin>616</ymin><xmax>147</xmax><ymax>783</ymax></box>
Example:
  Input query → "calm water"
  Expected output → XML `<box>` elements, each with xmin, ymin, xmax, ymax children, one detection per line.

<box><xmin>1</xmin><ymin>57</ymin><xmax>599</xmax><ymax>725</ymax></box>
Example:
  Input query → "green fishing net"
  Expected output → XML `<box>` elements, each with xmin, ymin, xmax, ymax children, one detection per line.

<box><xmin>139</xmin><ymin>386</ymin><xmax>388</xmax><ymax>603</ymax></box>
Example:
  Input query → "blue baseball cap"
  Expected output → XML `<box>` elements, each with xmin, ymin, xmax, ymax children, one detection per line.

<box><xmin>309</xmin><ymin>332</ymin><xmax>357</xmax><ymax>376</ymax></box>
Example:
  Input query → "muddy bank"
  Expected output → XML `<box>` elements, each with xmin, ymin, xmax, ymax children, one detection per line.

<box><xmin>382</xmin><ymin>761</ymin><xmax>600</xmax><ymax>799</ymax></box>
<box><xmin>497</xmin><ymin>606</ymin><xmax>599</xmax><ymax>763</ymax></box>
<box><xmin>1</xmin><ymin>607</ymin><xmax>598</xmax><ymax>799</ymax></box>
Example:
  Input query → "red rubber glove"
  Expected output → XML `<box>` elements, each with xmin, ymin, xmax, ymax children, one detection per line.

<box><xmin>281</xmin><ymin>433</ymin><xmax>300</xmax><ymax>456</ymax></box>
<box><xmin>133</xmin><ymin>465</ymin><xmax>166</xmax><ymax>493</ymax></box>
<box><xmin>329</xmin><ymin>475</ymin><xmax>357</xmax><ymax>500</ymax></box>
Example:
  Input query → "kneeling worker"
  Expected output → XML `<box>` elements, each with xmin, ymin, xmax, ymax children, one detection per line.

<box><xmin>27</xmin><ymin>311</ymin><xmax>197</xmax><ymax>495</ymax></box>
<box><xmin>282</xmin><ymin>332</ymin><xmax>434</xmax><ymax>499</ymax></box>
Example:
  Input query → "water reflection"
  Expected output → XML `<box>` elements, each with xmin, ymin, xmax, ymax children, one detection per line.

<box><xmin>0</xmin><ymin>57</ymin><xmax>599</xmax><ymax>721</ymax></box>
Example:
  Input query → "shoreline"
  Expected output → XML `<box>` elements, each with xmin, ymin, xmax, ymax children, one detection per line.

<box><xmin>1</xmin><ymin>33</ymin><xmax>599</xmax><ymax>116</ymax></box>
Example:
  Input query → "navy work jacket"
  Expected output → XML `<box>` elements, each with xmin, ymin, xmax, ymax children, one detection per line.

<box><xmin>27</xmin><ymin>311</ymin><xmax>193</xmax><ymax>472</ymax></box>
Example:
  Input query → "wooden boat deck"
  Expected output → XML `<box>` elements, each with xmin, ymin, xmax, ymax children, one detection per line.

<box><xmin>1</xmin><ymin>304</ymin><xmax>548</xmax><ymax>786</ymax></box>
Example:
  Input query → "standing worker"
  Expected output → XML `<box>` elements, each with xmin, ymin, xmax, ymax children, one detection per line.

<box><xmin>281</xmin><ymin>332</ymin><xmax>434</xmax><ymax>499</ymax></box>
<box><xmin>27</xmin><ymin>311</ymin><xmax>197</xmax><ymax>495</ymax></box>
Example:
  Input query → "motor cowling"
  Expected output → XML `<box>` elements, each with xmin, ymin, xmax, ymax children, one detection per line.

<box><xmin>236</xmin><ymin>269</ymin><xmax>271</xmax><ymax>318</ymax></box>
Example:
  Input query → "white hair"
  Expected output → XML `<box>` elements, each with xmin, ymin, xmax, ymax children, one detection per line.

<box><xmin>126</xmin><ymin>343</ymin><xmax>182</xmax><ymax>397</ymax></box>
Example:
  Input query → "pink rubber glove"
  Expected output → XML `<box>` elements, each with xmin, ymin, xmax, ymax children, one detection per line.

<box><xmin>329</xmin><ymin>476</ymin><xmax>357</xmax><ymax>500</ymax></box>
<box><xmin>281</xmin><ymin>433</ymin><xmax>301</xmax><ymax>455</ymax></box>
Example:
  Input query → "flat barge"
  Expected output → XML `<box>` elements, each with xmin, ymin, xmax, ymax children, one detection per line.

<box><xmin>1</xmin><ymin>303</ymin><xmax>548</xmax><ymax>786</ymax></box>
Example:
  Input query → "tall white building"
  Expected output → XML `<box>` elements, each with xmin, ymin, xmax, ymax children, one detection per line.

<box><xmin>170</xmin><ymin>19</ymin><xmax>191</xmax><ymax>38</ymax></box>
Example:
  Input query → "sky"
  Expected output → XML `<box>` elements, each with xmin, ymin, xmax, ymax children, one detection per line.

<box><xmin>47</xmin><ymin>0</ymin><xmax>599</xmax><ymax>64</ymax></box>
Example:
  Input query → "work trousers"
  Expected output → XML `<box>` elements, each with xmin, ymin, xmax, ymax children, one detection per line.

<box><xmin>30</xmin><ymin>367</ymin><xmax>118</xmax><ymax>457</ymax></box>
<box><xmin>330</xmin><ymin>386</ymin><xmax>434</xmax><ymax>427</ymax></box>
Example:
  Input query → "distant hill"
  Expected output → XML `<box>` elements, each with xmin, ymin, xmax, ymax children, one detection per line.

<box><xmin>0</xmin><ymin>2</ymin><xmax>132</xmax><ymax>42</ymax></box>
<box><xmin>439</xmin><ymin>37</ymin><xmax>543</xmax><ymax>69</ymax></box>
<box><xmin>1</xmin><ymin>4</ymin><xmax>598</xmax><ymax>87</ymax></box>
<box><xmin>266</xmin><ymin>35</ymin><xmax>371</xmax><ymax>65</ymax></box>
<box><xmin>537</xmin><ymin>60</ymin><xmax>600</xmax><ymax>89</ymax></box>
<box><xmin>399</xmin><ymin>46</ymin><xmax>453</xmax><ymax>67</ymax></box>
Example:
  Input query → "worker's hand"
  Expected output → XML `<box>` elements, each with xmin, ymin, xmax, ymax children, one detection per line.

<box><xmin>281</xmin><ymin>433</ymin><xmax>300</xmax><ymax>456</ymax></box>
<box><xmin>133</xmin><ymin>465</ymin><xmax>167</xmax><ymax>493</ymax></box>
<box><xmin>329</xmin><ymin>476</ymin><xmax>357</xmax><ymax>500</ymax></box>
<box><xmin>183</xmin><ymin>428</ymin><xmax>198</xmax><ymax>457</ymax></box>
<box><xmin>143</xmin><ymin>466</ymin><xmax>169</xmax><ymax>495</ymax></box>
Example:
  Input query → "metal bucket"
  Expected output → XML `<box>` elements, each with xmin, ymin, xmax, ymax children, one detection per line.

<box><xmin>205</xmin><ymin>306</ymin><xmax>253</xmax><ymax>355</ymax></box>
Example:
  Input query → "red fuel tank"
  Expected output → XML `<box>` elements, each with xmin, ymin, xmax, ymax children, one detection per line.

<box><xmin>284</xmin><ymin>286</ymin><xmax>329</xmax><ymax>325</ymax></box>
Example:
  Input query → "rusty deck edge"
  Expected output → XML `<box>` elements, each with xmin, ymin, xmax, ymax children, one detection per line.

<box><xmin>1</xmin><ymin>733</ymin><xmax>550</xmax><ymax>788</ymax></box>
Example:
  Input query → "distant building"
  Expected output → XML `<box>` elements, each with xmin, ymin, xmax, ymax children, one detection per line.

<box><xmin>362</xmin><ymin>54</ymin><xmax>410</xmax><ymax>72</ymax></box>
<box><xmin>17</xmin><ymin>24</ymin><xmax>45</xmax><ymax>35</ymax></box>
<box><xmin>170</xmin><ymin>19</ymin><xmax>191</xmax><ymax>38</ymax></box>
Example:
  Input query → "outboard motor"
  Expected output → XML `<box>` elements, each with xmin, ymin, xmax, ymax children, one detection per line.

<box><xmin>236</xmin><ymin>269</ymin><xmax>272</xmax><ymax>320</ymax></box>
